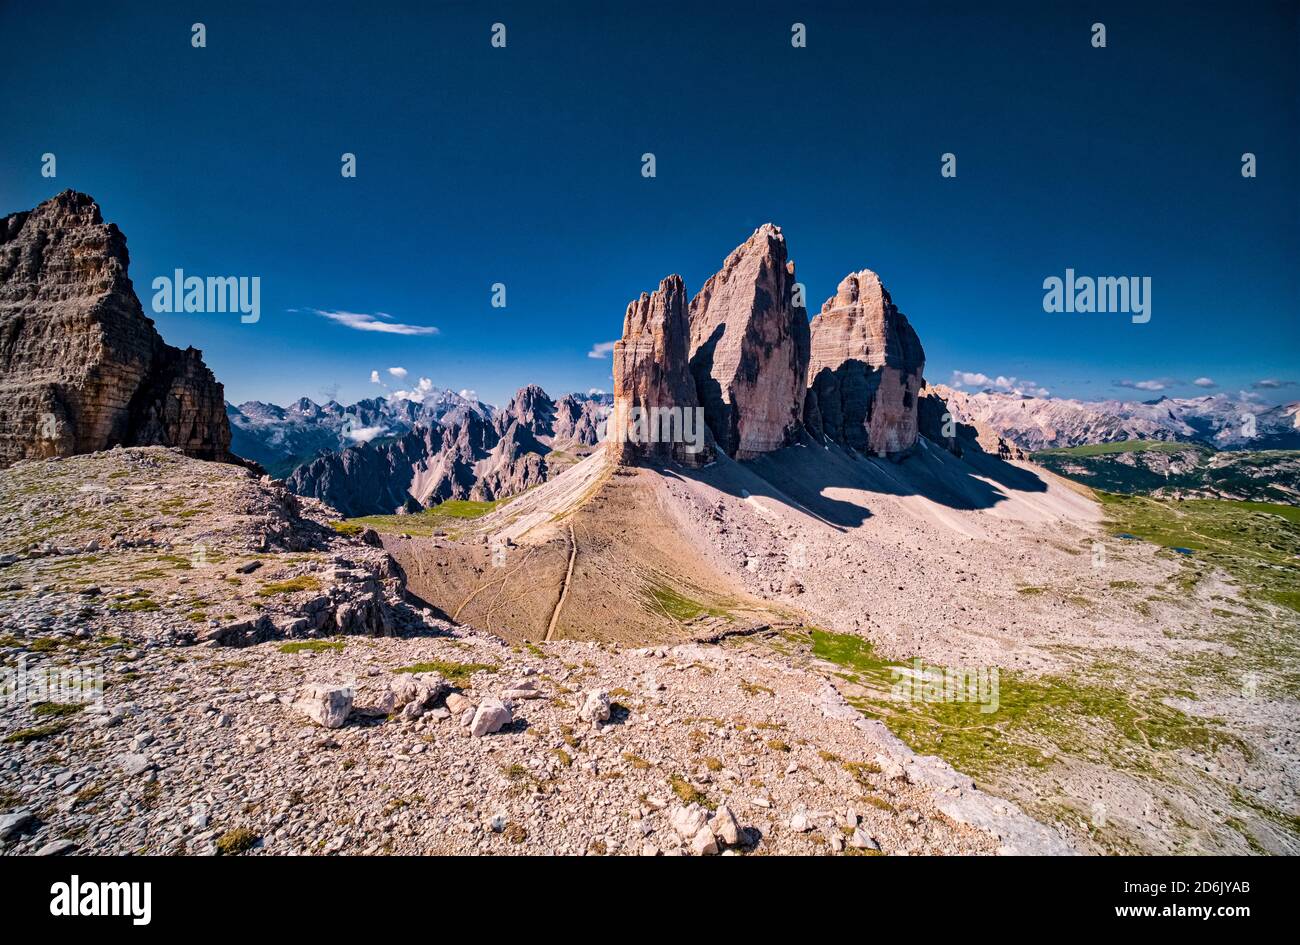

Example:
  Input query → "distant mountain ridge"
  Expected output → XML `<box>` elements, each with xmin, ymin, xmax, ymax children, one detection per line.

<box><xmin>226</xmin><ymin>387</ymin><xmax>492</xmax><ymax>477</ymax></box>
<box><xmin>933</xmin><ymin>384</ymin><xmax>1300</xmax><ymax>453</ymax></box>
<box><xmin>278</xmin><ymin>385</ymin><xmax>610</xmax><ymax>515</ymax></box>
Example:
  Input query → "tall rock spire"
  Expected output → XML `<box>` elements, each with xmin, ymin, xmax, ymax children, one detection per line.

<box><xmin>687</xmin><ymin>224</ymin><xmax>810</xmax><ymax>460</ymax></box>
<box><xmin>609</xmin><ymin>275</ymin><xmax>711</xmax><ymax>465</ymax></box>
<box><xmin>804</xmin><ymin>269</ymin><xmax>925</xmax><ymax>457</ymax></box>
<box><xmin>0</xmin><ymin>191</ymin><xmax>232</xmax><ymax>467</ymax></box>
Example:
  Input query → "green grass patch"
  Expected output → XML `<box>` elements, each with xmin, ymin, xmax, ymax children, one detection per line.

<box><xmin>1035</xmin><ymin>440</ymin><xmax>1206</xmax><ymax>458</ymax></box>
<box><xmin>256</xmin><ymin>575</ymin><xmax>321</xmax><ymax>597</ymax></box>
<box><xmin>32</xmin><ymin>701</ymin><xmax>85</xmax><ymax>718</ymax></box>
<box><xmin>339</xmin><ymin>498</ymin><xmax>505</xmax><ymax>538</ymax></box>
<box><xmin>278</xmin><ymin>640</ymin><xmax>344</xmax><ymax>654</ymax></box>
<box><xmin>393</xmin><ymin>660</ymin><xmax>497</xmax><ymax>687</ymax></box>
<box><xmin>111</xmin><ymin>598</ymin><xmax>160</xmax><ymax>613</ymax></box>
<box><xmin>3</xmin><ymin>722</ymin><xmax>68</xmax><ymax>743</ymax></box>
<box><xmin>1097</xmin><ymin>492</ymin><xmax>1300</xmax><ymax>613</ymax></box>
<box><xmin>215</xmin><ymin>827</ymin><xmax>259</xmax><ymax>855</ymax></box>
<box><xmin>644</xmin><ymin>580</ymin><xmax>732</xmax><ymax>623</ymax></box>
<box><xmin>805</xmin><ymin>627</ymin><xmax>1235</xmax><ymax>781</ymax></box>
<box><xmin>669</xmin><ymin>775</ymin><xmax>714</xmax><ymax>809</ymax></box>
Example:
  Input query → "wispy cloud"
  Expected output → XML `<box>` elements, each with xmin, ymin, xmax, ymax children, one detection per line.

<box><xmin>1115</xmin><ymin>378</ymin><xmax>1174</xmax><ymax>392</ymax></box>
<box><xmin>587</xmin><ymin>340</ymin><xmax>618</xmax><ymax>359</ymax></box>
<box><xmin>387</xmin><ymin>366</ymin><xmax>408</xmax><ymax>379</ymax></box>
<box><xmin>1192</xmin><ymin>377</ymin><xmax>1216</xmax><ymax>388</ymax></box>
<box><xmin>303</xmin><ymin>308</ymin><xmax>439</xmax><ymax>336</ymax></box>
<box><xmin>950</xmin><ymin>370</ymin><xmax>1049</xmax><ymax>398</ymax></box>
<box><xmin>1252</xmin><ymin>378</ymin><xmax>1296</xmax><ymax>389</ymax></box>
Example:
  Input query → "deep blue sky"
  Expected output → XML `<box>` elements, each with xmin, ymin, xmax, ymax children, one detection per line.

<box><xmin>2</xmin><ymin>0</ymin><xmax>1296</xmax><ymax>407</ymax></box>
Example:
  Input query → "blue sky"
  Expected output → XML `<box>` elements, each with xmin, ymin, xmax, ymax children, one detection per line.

<box><xmin>1</xmin><ymin>0</ymin><xmax>1296</xmax><ymax>407</ymax></box>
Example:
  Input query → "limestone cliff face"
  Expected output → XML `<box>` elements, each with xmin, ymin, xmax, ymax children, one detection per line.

<box><xmin>610</xmin><ymin>275</ymin><xmax>711</xmax><ymax>465</ymax></box>
<box><xmin>687</xmin><ymin>225</ymin><xmax>810</xmax><ymax>460</ymax></box>
<box><xmin>0</xmin><ymin>191</ymin><xmax>231</xmax><ymax>467</ymax></box>
<box><xmin>804</xmin><ymin>270</ymin><xmax>925</xmax><ymax>457</ymax></box>
<box><xmin>919</xmin><ymin>384</ymin><xmax>1027</xmax><ymax>461</ymax></box>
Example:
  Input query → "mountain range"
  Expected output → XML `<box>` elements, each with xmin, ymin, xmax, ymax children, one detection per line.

<box><xmin>934</xmin><ymin>384</ymin><xmax>1300</xmax><ymax>453</ymax></box>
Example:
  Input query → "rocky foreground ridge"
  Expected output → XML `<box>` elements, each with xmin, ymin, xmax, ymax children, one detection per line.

<box><xmin>0</xmin><ymin>192</ymin><xmax>232</xmax><ymax>469</ymax></box>
<box><xmin>0</xmin><ymin>447</ymin><xmax>1067</xmax><ymax>855</ymax></box>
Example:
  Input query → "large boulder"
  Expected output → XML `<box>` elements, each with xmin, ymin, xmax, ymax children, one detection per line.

<box><xmin>0</xmin><ymin>191</ymin><xmax>232</xmax><ymax>468</ymax></box>
<box><xmin>804</xmin><ymin>270</ymin><xmax>925</xmax><ymax>458</ymax></box>
<box><xmin>687</xmin><ymin>224</ymin><xmax>810</xmax><ymax>460</ymax></box>
<box><xmin>292</xmin><ymin>683</ymin><xmax>354</xmax><ymax>729</ymax></box>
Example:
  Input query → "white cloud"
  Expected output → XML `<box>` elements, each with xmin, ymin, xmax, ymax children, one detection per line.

<box><xmin>388</xmin><ymin>367</ymin><xmax>408</xmax><ymax>379</ymax></box>
<box><xmin>1193</xmin><ymin>377</ymin><xmax>1216</xmax><ymax>388</ymax></box>
<box><xmin>306</xmin><ymin>308</ymin><xmax>438</xmax><ymax>336</ymax></box>
<box><xmin>587</xmin><ymin>340</ymin><xmax>618</xmax><ymax>359</ymax></box>
<box><xmin>1115</xmin><ymin>378</ymin><xmax>1172</xmax><ymax>392</ymax></box>
<box><xmin>951</xmin><ymin>370</ymin><xmax>1049</xmax><ymax>398</ymax></box>
<box><xmin>1252</xmin><ymin>378</ymin><xmax>1296</xmax><ymax>389</ymax></box>
<box><xmin>369</xmin><ymin>370</ymin><xmax>381</xmax><ymax>384</ymax></box>
<box><xmin>391</xmin><ymin>377</ymin><xmax>438</xmax><ymax>403</ymax></box>
<box><xmin>458</xmin><ymin>389</ymin><xmax>479</xmax><ymax>401</ymax></box>
<box><xmin>588</xmin><ymin>388</ymin><xmax>606</xmax><ymax>396</ymax></box>
<box><xmin>344</xmin><ymin>424</ymin><xmax>388</xmax><ymax>443</ymax></box>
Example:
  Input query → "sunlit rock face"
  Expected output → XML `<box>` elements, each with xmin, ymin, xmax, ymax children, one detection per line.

<box><xmin>610</xmin><ymin>274</ymin><xmax>710</xmax><ymax>465</ymax></box>
<box><xmin>0</xmin><ymin>191</ymin><xmax>231</xmax><ymax>468</ymax></box>
<box><xmin>804</xmin><ymin>269</ymin><xmax>925</xmax><ymax>458</ymax></box>
<box><xmin>687</xmin><ymin>224</ymin><xmax>809</xmax><ymax>461</ymax></box>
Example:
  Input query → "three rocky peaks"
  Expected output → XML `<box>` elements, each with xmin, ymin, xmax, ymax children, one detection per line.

<box><xmin>0</xmin><ymin>193</ymin><xmax>938</xmax><ymax>494</ymax></box>
<box><xmin>611</xmin><ymin>223</ymin><xmax>927</xmax><ymax>464</ymax></box>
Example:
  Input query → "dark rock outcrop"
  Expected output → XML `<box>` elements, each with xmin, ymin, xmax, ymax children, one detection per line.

<box><xmin>0</xmin><ymin>191</ymin><xmax>231</xmax><ymax>468</ymax></box>
<box><xmin>804</xmin><ymin>270</ymin><xmax>925</xmax><ymax>458</ymax></box>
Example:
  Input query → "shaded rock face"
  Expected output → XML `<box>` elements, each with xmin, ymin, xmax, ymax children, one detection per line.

<box><xmin>919</xmin><ymin>386</ymin><xmax>1025</xmax><ymax>460</ymax></box>
<box><xmin>0</xmin><ymin>191</ymin><xmax>231</xmax><ymax>468</ymax></box>
<box><xmin>610</xmin><ymin>275</ymin><xmax>711</xmax><ymax>465</ymax></box>
<box><xmin>804</xmin><ymin>270</ymin><xmax>925</xmax><ymax>458</ymax></box>
<box><xmin>687</xmin><ymin>225</ymin><xmax>809</xmax><ymax>460</ymax></box>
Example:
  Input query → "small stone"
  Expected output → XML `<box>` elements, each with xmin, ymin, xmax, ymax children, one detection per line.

<box><xmin>470</xmin><ymin>698</ymin><xmax>511</xmax><ymax>737</ymax></box>
<box><xmin>790</xmin><ymin>813</ymin><xmax>812</xmax><ymax>832</ymax></box>
<box><xmin>0</xmin><ymin>810</ymin><xmax>37</xmax><ymax>841</ymax></box>
<box><xmin>848</xmin><ymin>828</ymin><xmax>880</xmax><ymax>851</ymax></box>
<box><xmin>708</xmin><ymin>804</ymin><xmax>743</xmax><ymax>846</ymax></box>
<box><xmin>445</xmin><ymin>693</ymin><xmax>473</xmax><ymax>714</ymax></box>
<box><xmin>36</xmin><ymin>839</ymin><xmax>77</xmax><ymax>856</ymax></box>
<box><xmin>691</xmin><ymin>827</ymin><xmax>719</xmax><ymax>856</ymax></box>
<box><xmin>579</xmin><ymin>689</ymin><xmax>611</xmax><ymax>724</ymax></box>
<box><xmin>668</xmin><ymin>804</ymin><xmax>709</xmax><ymax>840</ymax></box>
<box><xmin>117</xmin><ymin>753</ymin><xmax>153</xmax><ymax>777</ymax></box>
